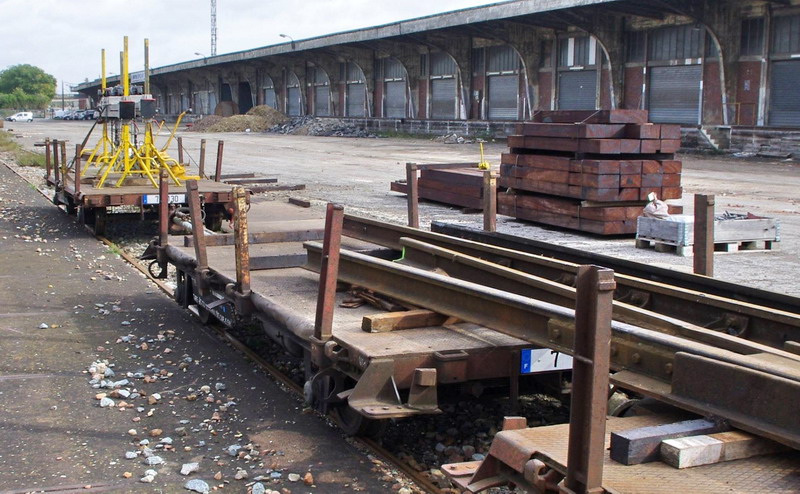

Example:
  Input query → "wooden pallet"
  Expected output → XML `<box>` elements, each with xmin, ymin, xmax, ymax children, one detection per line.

<box><xmin>635</xmin><ymin>237</ymin><xmax>780</xmax><ymax>256</ymax></box>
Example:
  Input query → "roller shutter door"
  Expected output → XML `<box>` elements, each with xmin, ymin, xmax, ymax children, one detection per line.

<box><xmin>431</xmin><ymin>78</ymin><xmax>457</xmax><ymax>119</ymax></box>
<box><xmin>346</xmin><ymin>83</ymin><xmax>366</xmax><ymax>117</ymax></box>
<box><xmin>558</xmin><ymin>70</ymin><xmax>597</xmax><ymax>110</ymax></box>
<box><xmin>487</xmin><ymin>74</ymin><xmax>518</xmax><ymax>120</ymax></box>
<box><xmin>648</xmin><ymin>65</ymin><xmax>702</xmax><ymax>124</ymax></box>
<box><xmin>287</xmin><ymin>87</ymin><xmax>301</xmax><ymax>116</ymax></box>
<box><xmin>314</xmin><ymin>86</ymin><xmax>330</xmax><ymax>116</ymax></box>
<box><xmin>264</xmin><ymin>88</ymin><xmax>276</xmax><ymax>109</ymax></box>
<box><xmin>385</xmin><ymin>81</ymin><xmax>406</xmax><ymax>118</ymax></box>
<box><xmin>769</xmin><ymin>61</ymin><xmax>800</xmax><ymax>127</ymax></box>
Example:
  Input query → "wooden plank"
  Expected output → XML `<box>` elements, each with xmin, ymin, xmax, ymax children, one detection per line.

<box><xmin>620</xmin><ymin>160</ymin><xmax>643</xmax><ymax>175</ymax></box>
<box><xmin>361</xmin><ymin>309</ymin><xmax>449</xmax><ymax>333</ymax></box>
<box><xmin>662</xmin><ymin>173</ymin><xmax>682</xmax><ymax>187</ymax></box>
<box><xmin>620</xmin><ymin>174</ymin><xmax>642</xmax><ymax>188</ymax></box>
<box><xmin>660</xmin><ymin>431</ymin><xmax>786</xmax><ymax>469</ymax></box>
<box><xmin>662</xmin><ymin>160</ymin><xmax>683</xmax><ymax>174</ymax></box>
<box><xmin>662</xmin><ymin>187</ymin><xmax>683</xmax><ymax>200</ymax></box>
<box><xmin>660</xmin><ymin>139</ymin><xmax>681</xmax><ymax>153</ymax></box>
<box><xmin>529</xmin><ymin>110</ymin><xmax>649</xmax><ymax>124</ymax></box>
<box><xmin>610</xmin><ymin>418</ymin><xmax>726</xmax><ymax>465</ymax></box>
<box><xmin>224</xmin><ymin>177</ymin><xmax>279</xmax><ymax>185</ymax></box>
<box><xmin>515</xmin><ymin>123</ymin><xmax>627</xmax><ymax>139</ymax></box>
<box><xmin>390</xmin><ymin>180</ymin><xmax>408</xmax><ymax>194</ymax></box>
<box><xmin>660</xmin><ymin>124</ymin><xmax>682</xmax><ymax>140</ymax></box>
<box><xmin>642</xmin><ymin>160</ymin><xmax>662</xmax><ymax>174</ymax></box>
<box><xmin>218</xmin><ymin>173</ymin><xmax>257</xmax><ymax>179</ymax></box>
<box><xmin>417</xmin><ymin>178</ymin><xmax>483</xmax><ymax>199</ymax></box>
<box><xmin>502</xmin><ymin>153</ymin><xmax>573</xmax><ymax>171</ymax></box>
<box><xmin>288</xmin><ymin>197</ymin><xmax>312</xmax><ymax>208</ymax></box>
<box><xmin>625</xmin><ymin>123</ymin><xmax>661</xmax><ymax>139</ymax></box>
<box><xmin>512</xmin><ymin>166</ymin><xmax>571</xmax><ymax>183</ymax></box>
<box><xmin>574</xmin><ymin>160</ymin><xmax>621</xmax><ymax>175</ymax></box>
<box><xmin>641</xmin><ymin>173</ymin><xmax>664</xmax><ymax>187</ymax></box>
<box><xmin>640</xmin><ymin>139</ymin><xmax>660</xmax><ymax>154</ymax></box>
<box><xmin>418</xmin><ymin>187</ymin><xmax>483</xmax><ymax>209</ymax></box>
<box><xmin>248</xmin><ymin>184</ymin><xmax>306</xmax><ymax>193</ymax></box>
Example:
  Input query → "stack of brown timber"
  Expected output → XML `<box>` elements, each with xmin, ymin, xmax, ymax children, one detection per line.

<box><xmin>498</xmin><ymin>110</ymin><xmax>683</xmax><ymax>235</ymax></box>
<box><xmin>390</xmin><ymin>167</ymin><xmax>486</xmax><ymax>210</ymax></box>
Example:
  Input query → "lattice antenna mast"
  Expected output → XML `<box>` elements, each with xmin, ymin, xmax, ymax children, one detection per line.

<box><xmin>210</xmin><ymin>0</ymin><xmax>217</xmax><ymax>56</ymax></box>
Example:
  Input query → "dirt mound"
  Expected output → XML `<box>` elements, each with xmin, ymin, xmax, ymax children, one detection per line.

<box><xmin>189</xmin><ymin>115</ymin><xmax>224</xmax><ymax>132</ymax></box>
<box><xmin>207</xmin><ymin>115</ymin><xmax>270</xmax><ymax>133</ymax></box>
<box><xmin>246</xmin><ymin>105</ymin><xmax>289</xmax><ymax>126</ymax></box>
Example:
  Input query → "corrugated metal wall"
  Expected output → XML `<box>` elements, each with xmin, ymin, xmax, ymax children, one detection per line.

<box><xmin>769</xmin><ymin>61</ymin><xmax>800</xmax><ymax>127</ymax></box>
<box><xmin>558</xmin><ymin>70</ymin><xmax>597</xmax><ymax>110</ymax></box>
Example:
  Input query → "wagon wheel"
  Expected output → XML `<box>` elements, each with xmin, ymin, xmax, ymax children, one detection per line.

<box><xmin>331</xmin><ymin>404</ymin><xmax>388</xmax><ymax>439</ymax></box>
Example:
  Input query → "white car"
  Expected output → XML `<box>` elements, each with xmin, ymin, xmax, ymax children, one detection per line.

<box><xmin>6</xmin><ymin>112</ymin><xmax>33</xmax><ymax>122</ymax></box>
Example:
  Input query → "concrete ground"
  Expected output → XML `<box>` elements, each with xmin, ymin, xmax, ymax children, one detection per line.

<box><xmin>0</xmin><ymin>162</ymin><xmax>398</xmax><ymax>492</ymax></box>
<box><xmin>10</xmin><ymin>119</ymin><xmax>800</xmax><ymax>297</ymax></box>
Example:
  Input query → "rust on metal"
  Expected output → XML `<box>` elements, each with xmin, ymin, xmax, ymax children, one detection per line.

<box><xmin>215</xmin><ymin>140</ymin><xmax>224</xmax><ymax>182</ymax></box>
<box><xmin>233</xmin><ymin>186</ymin><xmax>251</xmax><ymax>295</ymax></box>
<box><xmin>74</xmin><ymin>144</ymin><xmax>82</xmax><ymax>196</ymax></box>
<box><xmin>406</xmin><ymin>163</ymin><xmax>419</xmax><ymax>228</ymax></box>
<box><xmin>314</xmin><ymin>203</ymin><xmax>344</xmax><ymax>342</ymax></box>
<box><xmin>483</xmin><ymin>170</ymin><xmax>496</xmax><ymax>232</ymax></box>
<box><xmin>177</xmin><ymin>136</ymin><xmax>184</xmax><ymax>164</ymax></box>
<box><xmin>185</xmin><ymin>179</ymin><xmax>209</xmax><ymax>295</ymax></box>
<box><xmin>694</xmin><ymin>194</ymin><xmax>715</xmax><ymax>277</ymax></box>
<box><xmin>565</xmin><ymin>265</ymin><xmax>615</xmax><ymax>494</ymax></box>
<box><xmin>45</xmin><ymin>137</ymin><xmax>52</xmax><ymax>181</ymax></box>
<box><xmin>199</xmin><ymin>138</ymin><xmax>207</xmax><ymax>178</ymax></box>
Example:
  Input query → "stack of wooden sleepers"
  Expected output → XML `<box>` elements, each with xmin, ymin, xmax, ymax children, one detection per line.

<box><xmin>498</xmin><ymin>110</ymin><xmax>683</xmax><ymax>235</ymax></box>
<box><xmin>390</xmin><ymin>167</ymin><xmax>487</xmax><ymax>210</ymax></box>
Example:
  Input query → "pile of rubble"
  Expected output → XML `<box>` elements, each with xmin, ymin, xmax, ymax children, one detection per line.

<box><xmin>433</xmin><ymin>133</ymin><xmax>475</xmax><ymax>144</ymax></box>
<box><xmin>268</xmin><ymin>116</ymin><xmax>377</xmax><ymax>138</ymax></box>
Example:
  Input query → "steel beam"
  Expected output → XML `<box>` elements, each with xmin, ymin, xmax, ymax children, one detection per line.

<box><xmin>342</xmin><ymin>215</ymin><xmax>800</xmax><ymax>350</ymax></box>
<box><xmin>303</xmin><ymin>242</ymin><xmax>800</xmax><ymax>450</ymax></box>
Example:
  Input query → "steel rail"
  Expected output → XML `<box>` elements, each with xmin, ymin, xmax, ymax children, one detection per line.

<box><xmin>342</xmin><ymin>215</ymin><xmax>800</xmax><ymax>350</ymax></box>
<box><xmin>395</xmin><ymin>237</ymin><xmax>800</xmax><ymax>361</ymax></box>
<box><xmin>432</xmin><ymin>221</ymin><xmax>800</xmax><ymax>313</ymax></box>
<box><xmin>303</xmin><ymin>242</ymin><xmax>800</xmax><ymax>451</ymax></box>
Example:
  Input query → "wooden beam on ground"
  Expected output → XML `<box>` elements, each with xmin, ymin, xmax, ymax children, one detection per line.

<box><xmin>362</xmin><ymin>309</ymin><xmax>449</xmax><ymax>333</ymax></box>
<box><xmin>660</xmin><ymin>431</ymin><xmax>786</xmax><ymax>469</ymax></box>
<box><xmin>224</xmin><ymin>178</ymin><xmax>278</xmax><ymax>185</ymax></box>
<box><xmin>610</xmin><ymin>418</ymin><xmax>726</xmax><ymax>465</ymax></box>
<box><xmin>248</xmin><ymin>184</ymin><xmax>306</xmax><ymax>193</ymax></box>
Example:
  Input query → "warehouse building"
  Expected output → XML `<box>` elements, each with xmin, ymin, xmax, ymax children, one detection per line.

<box><xmin>76</xmin><ymin>0</ymin><xmax>800</xmax><ymax>151</ymax></box>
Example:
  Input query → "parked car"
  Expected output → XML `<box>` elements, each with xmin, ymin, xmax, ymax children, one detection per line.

<box><xmin>5</xmin><ymin>112</ymin><xmax>33</xmax><ymax>122</ymax></box>
<box><xmin>83</xmin><ymin>110</ymin><xmax>97</xmax><ymax>120</ymax></box>
<box><xmin>61</xmin><ymin>110</ymin><xmax>77</xmax><ymax>120</ymax></box>
<box><xmin>73</xmin><ymin>110</ymin><xmax>86</xmax><ymax>120</ymax></box>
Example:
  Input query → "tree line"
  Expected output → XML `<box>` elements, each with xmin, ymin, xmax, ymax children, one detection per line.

<box><xmin>0</xmin><ymin>64</ymin><xmax>56</xmax><ymax>110</ymax></box>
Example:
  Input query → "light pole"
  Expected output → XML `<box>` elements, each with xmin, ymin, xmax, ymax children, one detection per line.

<box><xmin>194</xmin><ymin>52</ymin><xmax>208</xmax><ymax>64</ymax></box>
<box><xmin>279</xmin><ymin>34</ymin><xmax>295</xmax><ymax>50</ymax></box>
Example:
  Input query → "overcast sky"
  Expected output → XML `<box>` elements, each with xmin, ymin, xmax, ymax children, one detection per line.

<box><xmin>0</xmin><ymin>0</ymin><xmax>503</xmax><ymax>95</ymax></box>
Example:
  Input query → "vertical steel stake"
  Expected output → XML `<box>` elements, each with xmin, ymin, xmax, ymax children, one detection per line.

<box><xmin>215</xmin><ymin>140</ymin><xmax>224</xmax><ymax>181</ymax></box>
<box><xmin>314</xmin><ymin>203</ymin><xmax>344</xmax><ymax>342</ymax></box>
<box><xmin>158</xmin><ymin>168</ymin><xmax>169</xmax><ymax>247</ymax></box>
<box><xmin>483</xmin><ymin>169</ymin><xmax>497</xmax><ymax>232</ymax></box>
<box><xmin>74</xmin><ymin>144</ymin><xmax>82</xmax><ymax>196</ymax></box>
<box><xmin>233</xmin><ymin>186</ymin><xmax>251</xmax><ymax>295</ymax></box>
<box><xmin>199</xmin><ymin>139</ymin><xmax>207</xmax><ymax>178</ymax></box>
<box><xmin>52</xmin><ymin>140</ymin><xmax>60</xmax><ymax>185</ymax></box>
<box><xmin>186</xmin><ymin>179</ymin><xmax>209</xmax><ymax>295</ymax></box>
<box><xmin>60</xmin><ymin>141</ymin><xmax>67</xmax><ymax>180</ymax></box>
<box><xmin>45</xmin><ymin>138</ymin><xmax>51</xmax><ymax>181</ymax></box>
<box><xmin>564</xmin><ymin>265</ymin><xmax>615</xmax><ymax>494</ymax></box>
<box><xmin>406</xmin><ymin>163</ymin><xmax>419</xmax><ymax>228</ymax></box>
<box><xmin>693</xmin><ymin>194</ymin><xmax>715</xmax><ymax>277</ymax></box>
<box><xmin>177</xmin><ymin>136</ymin><xmax>184</xmax><ymax>164</ymax></box>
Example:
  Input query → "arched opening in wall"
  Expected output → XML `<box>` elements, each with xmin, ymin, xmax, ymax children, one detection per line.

<box><xmin>486</xmin><ymin>45</ymin><xmax>522</xmax><ymax>120</ymax></box>
<box><xmin>238</xmin><ymin>82</ymin><xmax>254</xmax><ymax>114</ymax></box>
<box><xmin>343</xmin><ymin>62</ymin><xmax>367</xmax><ymax>117</ymax></box>
<box><xmin>429</xmin><ymin>51</ymin><xmax>459</xmax><ymax>119</ymax></box>
<box><xmin>220</xmin><ymin>83</ymin><xmax>233</xmax><ymax>102</ymax></box>
<box><xmin>768</xmin><ymin>14</ymin><xmax>800</xmax><ymax>127</ymax></box>
<box><xmin>556</xmin><ymin>35</ymin><xmax>599</xmax><ymax>110</ymax></box>
<box><xmin>380</xmin><ymin>57</ymin><xmax>408</xmax><ymax>118</ymax></box>
<box><xmin>286</xmin><ymin>71</ymin><xmax>302</xmax><ymax>116</ymax></box>
<box><xmin>263</xmin><ymin>76</ymin><xmax>277</xmax><ymax>109</ymax></box>
<box><xmin>309</xmin><ymin>66</ymin><xmax>331</xmax><ymax>116</ymax></box>
<box><xmin>646</xmin><ymin>24</ymin><xmax>704</xmax><ymax>124</ymax></box>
